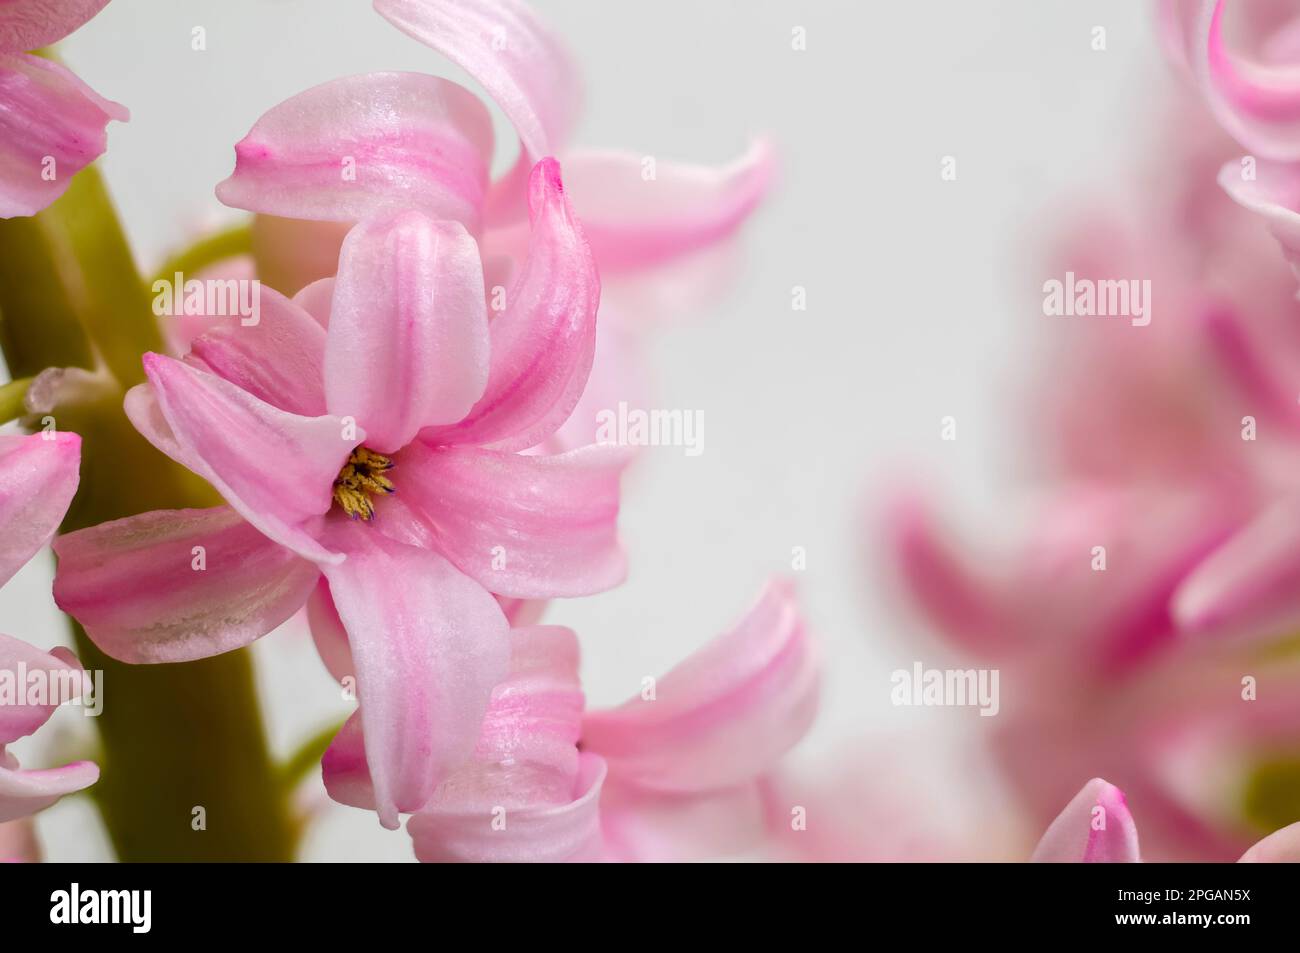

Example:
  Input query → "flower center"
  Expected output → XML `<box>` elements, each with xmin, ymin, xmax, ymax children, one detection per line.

<box><xmin>333</xmin><ymin>446</ymin><xmax>394</xmax><ymax>521</ymax></box>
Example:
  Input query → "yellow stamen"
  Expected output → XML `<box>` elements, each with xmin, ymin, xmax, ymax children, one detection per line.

<box><xmin>333</xmin><ymin>446</ymin><xmax>394</xmax><ymax>520</ymax></box>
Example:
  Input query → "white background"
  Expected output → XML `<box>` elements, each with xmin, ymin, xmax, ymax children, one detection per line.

<box><xmin>6</xmin><ymin>0</ymin><xmax>1158</xmax><ymax>860</ymax></box>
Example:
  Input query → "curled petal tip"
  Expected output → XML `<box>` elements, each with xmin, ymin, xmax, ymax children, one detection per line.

<box><xmin>1031</xmin><ymin>778</ymin><xmax>1141</xmax><ymax>863</ymax></box>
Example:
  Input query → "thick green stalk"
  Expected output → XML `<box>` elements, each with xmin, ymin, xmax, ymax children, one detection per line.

<box><xmin>0</xmin><ymin>377</ymin><xmax>31</xmax><ymax>423</ymax></box>
<box><xmin>0</xmin><ymin>169</ymin><xmax>297</xmax><ymax>861</ymax></box>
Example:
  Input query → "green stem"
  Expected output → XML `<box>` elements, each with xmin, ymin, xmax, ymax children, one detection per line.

<box><xmin>8</xmin><ymin>168</ymin><xmax>166</xmax><ymax>388</ymax></box>
<box><xmin>0</xmin><ymin>169</ymin><xmax>297</xmax><ymax>861</ymax></box>
<box><xmin>278</xmin><ymin>719</ymin><xmax>345</xmax><ymax>792</ymax></box>
<box><xmin>151</xmin><ymin>222</ymin><xmax>253</xmax><ymax>287</ymax></box>
<box><xmin>0</xmin><ymin>377</ymin><xmax>31</xmax><ymax>424</ymax></box>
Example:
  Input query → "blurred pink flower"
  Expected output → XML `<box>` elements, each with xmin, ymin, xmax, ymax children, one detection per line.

<box><xmin>883</xmin><ymin>478</ymin><xmax>1300</xmax><ymax>858</ymax></box>
<box><xmin>319</xmin><ymin>579</ymin><xmax>818</xmax><ymax>861</ymax></box>
<box><xmin>765</xmin><ymin>737</ymin><xmax>1006</xmax><ymax>862</ymax></box>
<box><xmin>875</xmin><ymin>5</ymin><xmax>1300</xmax><ymax>861</ymax></box>
<box><xmin>0</xmin><ymin>0</ymin><xmax>126</xmax><ymax>217</ymax></box>
<box><xmin>1161</xmin><ymin>0</ymin><xmax>1300</xmax><ymax>161</ymax></box>
<box><xmin>1150</xmin><ymin>1</ymin><xmax>1300</xmax><ymax>650</ymax></box>
<box><xmin>52</xmin><ymin>160</ymin><xmax>629</xmax><ymax>830</ymax></box>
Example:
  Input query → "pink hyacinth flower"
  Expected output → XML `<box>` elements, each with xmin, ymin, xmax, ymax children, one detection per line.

<box><xmin>53</xmin><ymin>158</ymin><xmax>629</xmax><ymax>830</ymax></box>
<box><xmin>321</xmin><ymin>579</ymin><xmax>818</xmax><ymax>862</ymax></box>
<box><xmin>0</xmin><ymin>0</ymin><xmax>127</xmax><ymax>218</ymax></box>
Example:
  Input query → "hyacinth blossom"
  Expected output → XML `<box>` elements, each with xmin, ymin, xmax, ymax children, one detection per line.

<box><xmin>51</xmin><ymin>150</ymin><xmax>636</xmax><ymax>831</ymax></box>
<box><xmin>42</xmin><ymin>0</ymin><xmax>780</xmax><ymax>838</ymax></box>
<box><xmin>0</xmin><ymin>432</ymin><xmax>96</xmax><ymax>826</ymax></box>
<box><xmin>314</xmin><ymin>579</ymin><xmax>817</xmax><ymax>862</ymax></box>
<box><xmin>1031</xmin><ymin>778</ymin><xmax>1300</xmax><ymax>863</ymax></box>
<box><xmin>0</xmin><ymin>0</ymin><xmax>126</xmax><ymax>218</ymax></box>
<box><xmin>209</xmin><ymin>0</ymin><xmax>772</xmax><ymax>452</ymax></box>
<box><xmin>1149</xmin><ymin>0</ymin><xmax>1300</xmax><ymax>649</ymax></box>
<box><xmin>0</xmin><ymin>0</ymin><xmax>803</xmax><ymax>867</ymax></box>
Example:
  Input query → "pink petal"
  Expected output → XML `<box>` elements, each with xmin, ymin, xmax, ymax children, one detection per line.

<box><xmin>215</xmin><ymin>72</ymin><xmax>493</xmax><ymax>229</ymax></box>
<box><xmin>1030</xmin><ymin>778</ymin><xmax>1141</xmax><ymax>863</ymax></box>
<box><xmin>53</xmin><ymin>506</ymin><xmax>320</xmax><ymax>664</ymax></box>
<box><xmin>320</xmin><ymin>712</ymin><xmax>374</xmax><ymax>810</ymax></box>
<box><xmin>408</xmin><ymin>752</ymin><xmax>606</xmax><ymax>863</ymax></box>
<box><xmin>397</xmin><ymin>441</ymin><xmax>628</xmax><ymax>599</ymax></box>
<box><xmin>1172</xmin><ymin>498</ymin><xmax>1300</xmax><ymax>643</ymax></box>
<box><xmin>293</xmin><ymin>276</ymin><xmax>336</xmax><ymax>327</ymax></box>
<box><xmin>0</xmin><ymin>755</ymin><xmax>98</xmax><ymax>824</ymax></box>
<box><xmin>1164</xmin><ymin>0</ymin><xmax>1300</xmax><ymax>160</ymax></box>
<box><xmin>883</xmin><ymin>491</ymin><xmax>1019</xmax><ymax>657</ymax></box>
<box><xmin>1201</xmin><ymin>305</ymin><xmax>1300</xmax><ymax>433</ymax></box>
<box><xmin>0</xmin><ymin>633</ymin><xmax>88</xmax><ymax>745</ymax></box>
<box><xmin>320</xmin><ymin>523</ymin><xmax>509</xmax><ymax>828</ymax></box>
<box><xmin>439</xmin><ymin>625</ymin><xmax>584</xmax><ymax>809</ymax></box>
<box><xmin>0</xmin><ymin>53</ymin><xmax>127</xmax><ymax>218</ymax></box>
<box><xmin>564</xmin><ymin>140</ymin><xmax>775</xmax><ymax>273</ymax></box>
<box><xmin>495</xmin><ymin>594</ymin><xmax>547</xmax><ymax>627</ymax></box>
<box><xmin>325</xmin><ymin>212</ymin><xmax>489</xmax><ymax>452</ymax></box>
<box><xmin>305</xmin><ymin>577</ymin><xmax>353</xmax><ymax>685</ymax></box>
<box><xmin>374</xmin><ymin>0</ymin><xmax>580</xmax><ymax>162</ymax></box>
<box><xmin>0</xmin><ymin>432</ymin><xmax>79</xmax><ymax>588</ymax></box>
<box><xmin>1239</xmin><ymin>821</ymin><xmax>1300</xmax><ymax>862</ymax></box>
<box><xmin>1217</xmin><ymin>157</ymin><xmax>1300</xmax><ymax>275</ymax></box>
<box><xmin>187</xmin><ymin>286</ymin><xmax>327</xmax><ymax>416</ymax></box>
<box><xmin>324</xmin><ymin>623</ymin><xmax>580</xmax><ymax>812</ymax></box>
<box><xmin>540</xmin><ymin>320</ymin><xmax>649</xmax><ymax>454</ymax></box>
<box><xmin>123</xmin><ymin>381</ymin><xmax>208</xmax><ymax>478</ymax></box>
<box><xmin>140</xmin><ymin>352</ymin><xmax>356</xmax><ymax>564</ymax></box>
<box><xmin>0</xmin><ymin>0</ymin><xmax>109</xmax><ymax>52</ymax></box>
<box><xmin>421</xmin><ymin>159</ymin><xmax>600</xmax><ymax>452</ymax></box>
<box><xmin>582</xmin><ymin>579</ymin><xmax>818</xmax><ymax>792</ymax></box>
